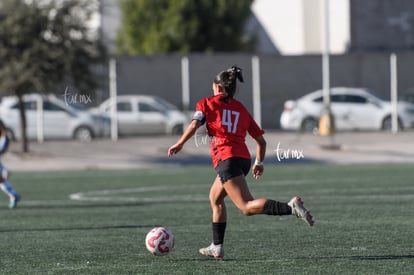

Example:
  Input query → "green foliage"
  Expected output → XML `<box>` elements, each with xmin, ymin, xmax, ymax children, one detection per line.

<box><xmin>117</xmin><ymin>0</ymin><xmax>255</xmax><ymax>55</ymax></box>
<box><xmin>0</xmin><ymin>0</ymin><xmax>105</xmax><ymax>96</ymax></box>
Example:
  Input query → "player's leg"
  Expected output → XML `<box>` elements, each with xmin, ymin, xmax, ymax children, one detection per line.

<box><xmin>223</xmin><ymin>176</ymin><xmax>314</xmax><ymax>225</ymax></box>
<box><xmin>210</xmin><ymin>176</ymin><xmax>227</xmax><ymax>223</ymax></box>
<box><xmin>222</xmin><ymin>175</ymin><xmax>268</xmax><ymax>215</ymax></box>
<box><xmin>199</xmin><ymin>176</ymin><xmax>226</xmax><ymax>259</ymax></box>
<box><xmin>209</xmin><ymin>175</ymin><xmax>227</xmax><ymax>247</ymax></box>
<box><xmin>287</xmin><ymin>196</ymin><xmax>314</xmax><ymax>226</ymax></box>
<box><xmin>0</xmin><ymin>165</ymin><xmax>20</xmax><ymax>209</ymax></box>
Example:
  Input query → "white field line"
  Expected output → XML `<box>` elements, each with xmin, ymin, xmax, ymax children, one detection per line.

<box><xmin>69</xmin><ymin>185</ymin><xmax>208</xmax><ymax>202</ymax></box>
<box><xmin>67</xmin><ymin>177</ymin><xmax>414</xmax><ymax>203</ymax></box>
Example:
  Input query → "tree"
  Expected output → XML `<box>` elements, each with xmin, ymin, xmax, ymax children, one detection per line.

<box><xmin>0</xmin><ymin>0</ymin><xmax>105</xmax><ymax>152</ymax></box>
<box><xmin>117</xmin><ymin>0</ymin><xmax>255</xmax><ymax>55</ymax></box>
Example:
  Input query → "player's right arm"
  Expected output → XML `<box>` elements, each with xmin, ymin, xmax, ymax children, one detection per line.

<box><xmin>168</xmin><ymin>119</ymin><xmax>202</xmax><ymax>157</ymax></box>
<box><xmin>168</xmin><ymin>100</ymin><xmax>207</xmax><ymax>157</ymax></box>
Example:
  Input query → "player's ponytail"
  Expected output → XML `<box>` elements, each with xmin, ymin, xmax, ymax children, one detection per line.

<box><xmin>214</xmin><ymin>65</ymin><xmax>244</xmax><ymax>103</ymax></box>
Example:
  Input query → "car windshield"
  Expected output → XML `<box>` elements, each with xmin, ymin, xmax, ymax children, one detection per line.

<box><xmin>63</xmin><ymin>102</ymin><xmax>88</xmax><ymax>111</ymax></box>
<box><xmin>400</xmin><ymin>93</ymin><xmax>414</xmax><ymax>103</ymax></box>
<box><xmin>53</xmin><ymin>96</ymin><xmax>89</xmax><ymax>111</ymax></box>
<box><xmin>67</xmin><ymin>102</ymin><xmax>88</xmax><ymax>111</ymax></box>
<box><xmin>155</xmin><ymin>97</ymin><xmax>178</xmax><ymax>111</ymax></box>
<box><xmin>365</xmin><ymin>90</ymin><xmax>386</xmax><ymax>101</ymax></box>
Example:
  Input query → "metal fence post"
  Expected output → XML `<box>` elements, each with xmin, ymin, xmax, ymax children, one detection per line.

<box><xmin>252</xmin><ymin>56</ymin><xmax>262</xmax><ymax>127</ymax></box>
<box><xmin>390</xmin><ymin>53</ymin><xmax>398</xmax><ymax>134</ymax></box>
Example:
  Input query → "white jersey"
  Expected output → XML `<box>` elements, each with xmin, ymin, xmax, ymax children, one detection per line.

<box><xmin>0</xmin><ymin>135</ymin><xmax>8</xmax><ymax>154</ymax></box>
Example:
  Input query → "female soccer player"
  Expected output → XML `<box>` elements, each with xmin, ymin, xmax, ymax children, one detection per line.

<box><xmin>0</xmin><ymin>120</ymin><xmax>20</xmax><ymax>209</ymax></box>
<box><xmin>168</xmin><ymin>66</ymin><xmax>313</xmax><ymax>259</ymax></box>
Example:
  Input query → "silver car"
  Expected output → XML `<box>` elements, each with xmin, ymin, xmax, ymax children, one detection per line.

<box><xmin>0</xmin><ymin>94</ymin><xmax>110</xmax><ymax>141</ymax></box>
<box><xmin>96</xmin><ymin>95</ymin><xmax>189</xmax><ymax>135</ymax></box>
<box><xmin>280</xmin><ymin>87</ymin><xmax>414</xmax><ymax>132</ymax></box>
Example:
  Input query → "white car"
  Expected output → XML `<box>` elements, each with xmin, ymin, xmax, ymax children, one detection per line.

<box><xmin>96</xmin><ymin>95</ymin><xmax>189</xmax><ymax>135</ymax></box>
<box><xmin>280</xmin><ymin>87</ymin><xmax>414</xmax><ymax>132</ymax></box>
<box><xmin>0</xmin><ymin>94</ymin><xmax>110</xmax><ymax>141</ymax></box>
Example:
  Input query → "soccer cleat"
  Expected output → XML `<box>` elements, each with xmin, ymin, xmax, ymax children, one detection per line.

<box><xmin>199</xmin><ymin>243</ymin><xmax>224</xmax><ymax>260</ymax></box>
<box><xmin>9</xmin><ymin>194</ymin><xmax>20</xmax><ymax>209</ymax></box>
<box><xmin>288</xmin><ymin>196</ymin><xmax>314</xmax><ymax>226</ymax></box>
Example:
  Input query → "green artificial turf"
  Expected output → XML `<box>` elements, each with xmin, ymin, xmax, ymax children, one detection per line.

<box><xmin>0</xmin><ymin>163</ymin><xmax>413</xmax><ymax>274</ymax></box>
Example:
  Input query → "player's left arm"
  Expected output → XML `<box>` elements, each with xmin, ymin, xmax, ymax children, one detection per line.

<box><xmin>252</xmin><ymin>135</ymin><xmax>266</xmax><ymax>179</ymax></box>
<box><xmin>246</xmin><ymin>112</ymin><xmax>266</xmax><ymax>179</ymax></box>
<box><xmin>168</xmin><ymin>120</ymin><xmax>201</xmax><ymax>157</ymax></box>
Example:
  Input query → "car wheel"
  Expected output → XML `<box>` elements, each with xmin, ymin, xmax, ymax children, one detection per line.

<box><xmin>382</xmin><ymin>116</ymin><xmax>402</xmax><ymax>131</ymax></box>
<box><xmin>74</xmin><ymin>126</ymin><xmax>93</xmax><ymax>142</ymax></box>
<box><xmin>301</xmin><ymin>117</ymin><xmax>318</xmax><ymax>133</ymax></box>
<box><xmin>171</xmin><ymin>124</ymin><xmax>184</xmax><ymax>135</ymax></box>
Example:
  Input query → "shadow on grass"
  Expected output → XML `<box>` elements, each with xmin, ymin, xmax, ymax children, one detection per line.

<box><xmin>346</xmin><ymin>255</ymin><xmax>414</xmax><ymax>260</ymax></box>
<box><xmin>307</xmin><ymin>255</ymin><xmax>414</xmax><ymax>261</ymax></box>
<box><xmin>171</xmin><ymin>254</ymin><xmax>414</xmax><ymax>263</ymax></box>
<box><xmin>13</xmin><ymin>202</ymin><xmax>147</xmax><ymax>210</ymax></box>
<box><xmin>2</xmin><ymin>199</ymin><xmax>206</xmax><ymax>211</ymax></box>
<box><xmin>147</xmin><ymin>155</ymin><xmax>325</xmax><ymax>166</ymax></box>
<box><xmin>0</xmin><ymin>224</ymin><xmax>155</xmax><ymax>233</ymax></box>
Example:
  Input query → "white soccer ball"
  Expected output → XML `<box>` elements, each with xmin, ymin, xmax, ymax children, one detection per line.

<box><xmin>145</xmin><ymin>227</ymin><xmax>175</xmax><ymax>256</ymax></box>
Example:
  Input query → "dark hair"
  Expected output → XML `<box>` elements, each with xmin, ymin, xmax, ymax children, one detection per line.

<box><xmin>213</xmin><ymin>65</ymin><xmax>244</xmax><ymax>103</ymax></box>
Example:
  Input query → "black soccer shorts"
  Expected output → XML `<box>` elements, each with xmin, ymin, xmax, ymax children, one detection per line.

<box><xmin>215</xmin><ymin>157</ymin><xmax>251</xmax><ymax>184</ymax></box>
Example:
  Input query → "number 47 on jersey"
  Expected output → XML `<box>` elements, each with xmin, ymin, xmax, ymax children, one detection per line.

<box><xmin>222</xmin><ymin>109</ymin><xmax>240</xmax><ymax>134</ymax></box>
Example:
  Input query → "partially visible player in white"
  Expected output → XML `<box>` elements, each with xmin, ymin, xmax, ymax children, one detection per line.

<box><xmin>0</xmin><ymin>120</ymin><xmax>20</xmax><ymax>209</ymax></box>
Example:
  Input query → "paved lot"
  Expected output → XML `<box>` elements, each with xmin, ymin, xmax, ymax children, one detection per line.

<box><xmin>4</xmin><ymin>131</ymin><xmax>414</xmax><ymax>171</ymax></box>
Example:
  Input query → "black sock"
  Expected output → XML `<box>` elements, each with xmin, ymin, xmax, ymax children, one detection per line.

<box><xmin>263</xmin><ymin>200</ymin><xmax>292</xmax><ymax>216</ymax></box>
<box><xmin>212</xmin><ymin>222</ymin><xmax>226</xmax><ymax>245</ymax></box>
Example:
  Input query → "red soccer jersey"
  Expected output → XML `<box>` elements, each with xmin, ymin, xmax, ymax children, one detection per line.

<box><xmin>192</xmin><ymin>95</ymin><xmax>265</xmax><ymax>168</ymax></box>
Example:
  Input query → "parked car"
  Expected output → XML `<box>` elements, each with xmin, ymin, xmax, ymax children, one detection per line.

<box><xmin>400</xmin><ymin>88</ymin><xmax>414</xmax><ymax>104</ymax></box>
<box><xmin>280</xmin><ymin>87</ymin><xmax>414</xmax><ymax>132</ymax></box>
<box><xmin>0</xmin><ymin>94</ymin><xmax>110</xmax><ymax>141</ymax></box>
<box><xmin>95</xmin><ymin>95</ymin><xmax>189</xmax><ymax>135</ymax></box>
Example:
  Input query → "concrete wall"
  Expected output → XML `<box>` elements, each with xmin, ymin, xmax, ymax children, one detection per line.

<box><xmin>98</xmin><ymin>52</ymin><xmax>414</xmax><ymax>129</ymax></box>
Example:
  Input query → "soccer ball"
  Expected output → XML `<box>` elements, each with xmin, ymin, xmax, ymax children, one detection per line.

<box><xmin>145</xmin><ymin>227</ymin><xmax>175</xmax><ymax>256</ymax></box>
